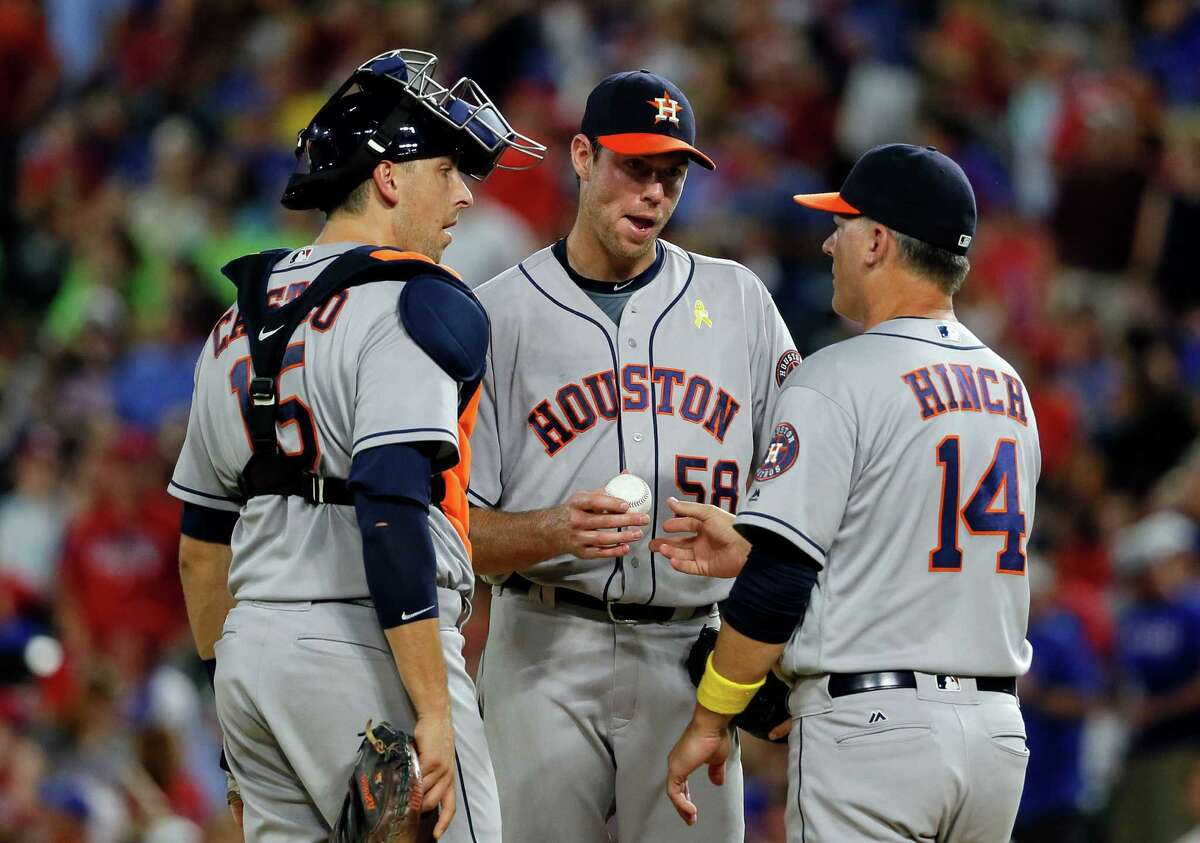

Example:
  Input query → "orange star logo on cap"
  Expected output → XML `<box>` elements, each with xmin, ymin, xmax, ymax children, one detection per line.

<box><xmin>647</xmin><ymin>90</ymin><xmax>683</xmax><ymax>126</ymax></box>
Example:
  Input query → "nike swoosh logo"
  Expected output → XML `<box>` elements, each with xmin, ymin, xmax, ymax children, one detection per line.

<box><xmin>613</xmin><ymin>280</ymin><xmax>635</xmax><ymax>291</ymax></box>
<box><xmin>400</xmin><ymin>605</ymin><xmax>436</xmax><ymax>621</ymax></box>
<box><xmin>259</xmin><ymin>325</ymin><xmax>284</xmax><ymax>340</ymax></box>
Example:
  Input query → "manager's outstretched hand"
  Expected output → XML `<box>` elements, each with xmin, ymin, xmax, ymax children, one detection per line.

<box><xmin>666</xmin><ymin>708</ymin><xmax>734</xmax><ymax>826</ymax></box>
<box><xmin>649</xmin><ymin>497</ymin><xmax>751</xmax><ymax>579</ymax></box>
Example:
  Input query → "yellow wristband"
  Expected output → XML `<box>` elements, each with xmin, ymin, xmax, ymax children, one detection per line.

<box><xmin>696</xmin><ymin>653</ymin><xmax>766</xmax><ymax>715</ymax></box>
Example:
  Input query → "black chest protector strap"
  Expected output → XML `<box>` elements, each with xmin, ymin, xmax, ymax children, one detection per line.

<box><xmin>221</xmin><ymin>246</ymin><xmax>460</xmax><ymax>505</ymax></box>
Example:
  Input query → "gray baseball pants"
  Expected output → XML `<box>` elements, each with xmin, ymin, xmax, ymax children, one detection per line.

<box><xmin>214</xmin><ymin>587</ymin><xmax>500</xmax><ymax>842</ymax></box>
<box><xmin>786</xmin><ymin>672</ymin><xmax>1028</xmax><ymax>842</ymax></box>
<box><xmin>478</xmin><ymin>585</ymin><xmax>745</xmax><ymax>843</ymax></box>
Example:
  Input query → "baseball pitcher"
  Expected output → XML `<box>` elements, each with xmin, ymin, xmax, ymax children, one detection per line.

<box><xmin>468</xmin><ymin>70</ymin><xmax>798</xmax><ymax>842</ymax></box>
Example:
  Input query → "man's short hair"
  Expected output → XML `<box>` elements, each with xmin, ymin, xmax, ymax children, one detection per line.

<box><xmin>327</xmin><ymin>158</ymin><xmax>420</xmax><ymax>218</ymax></box>
<box><xmin>890</xmin><ymin>228</ymin><xmax>970</xmax><ymax>295</ymax></box>
<box><xmin>328</xmin><ymin>179</ymin><xmax>372</xmax><ymax>217</ymax></box>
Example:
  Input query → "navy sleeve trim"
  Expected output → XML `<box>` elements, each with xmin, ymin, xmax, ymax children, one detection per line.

<box><xmin>353</xmin><ymin>427</ymin><xmax>457</xmax><ymax>449</ymax></box>
<box><xmin>736</xmin><ymin>511</ymin><xmax>827</xmax><ymax>558</ymax></box>
<box><xmin>181</xmin><ymin>502</ymin><xmax>239</xmax><ymax>544</ymax></box>
<box><xmin>170</xmin><ymin>480</ymin><xmax>242</xmax><ymax>504</ymax></box>
<box><xmin>466</xmin><ymin>487</ymin><xmax>497</xmax><ymax>508</ymax></box>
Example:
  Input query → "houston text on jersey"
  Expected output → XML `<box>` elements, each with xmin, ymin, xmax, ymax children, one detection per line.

<box><xmin>527</xmin><ymin>365</ymin><xmax>741</xmax><ymax>456</ymax></box>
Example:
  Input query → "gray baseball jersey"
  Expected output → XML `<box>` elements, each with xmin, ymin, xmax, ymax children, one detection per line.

<box><xmin>169</xmin><ymin>241</ymin><xmax>474</xmax><ymax>601</ymax></box>
<box><xmin>736</xmin><ymin>316</ymin><xmax>1039</xmax><ymax>678</ymax></box>
<box><xmin>469</xmin><ymin>240</ymin><xmax>798</xmax><ymax>606</ymax></box>
<box><xmin>472</xmin><ymin>239</ymin><xmax>792</xmax><ymax>843</ymax></box>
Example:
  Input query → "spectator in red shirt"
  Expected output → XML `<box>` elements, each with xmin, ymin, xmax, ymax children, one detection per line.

<box><xmin>56</xmin><ymin>430</ymin><xmax>184</xmax><ymax>678</ymax></box>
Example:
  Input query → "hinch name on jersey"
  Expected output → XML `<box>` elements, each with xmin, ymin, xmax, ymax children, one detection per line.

<box><xmin>901</xmin><ymin>363</ymin><xmax>1028</xmax><ymax>425</ymax></box>
<box><xmin>528</xmin><ymin>365</ymin><xmax>742</xmax><ymax>456</ymax></box>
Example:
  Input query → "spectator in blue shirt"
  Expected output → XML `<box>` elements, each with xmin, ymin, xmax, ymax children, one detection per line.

<box><xmin>1110</xmin><ymin>510</ymin><xmax>1200</xmax><ymax>843</ymax></box>
<box><xmin>1015</xmin><ymin>558</ymin><xmax>1103</xmax><ymax>843</ymax></box>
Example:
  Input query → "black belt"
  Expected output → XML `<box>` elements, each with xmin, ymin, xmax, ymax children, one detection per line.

<box><xmin>828</xmin><ymin>671</ymin><xmax>1017</xmax><ymax>698</ymax></box>
<box><xmin>503</xmin><ymin>574</ymin><xmax>712</xmax><ymax>624</ymax></box>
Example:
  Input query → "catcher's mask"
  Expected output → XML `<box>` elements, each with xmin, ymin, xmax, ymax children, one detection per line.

<box><xmin>282</xmin><ymin>49</ymin><xmax>545</xmax><ymax>212</ymax></box>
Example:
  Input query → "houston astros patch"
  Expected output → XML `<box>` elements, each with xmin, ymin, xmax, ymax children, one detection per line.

<box><xmin>775</xmin><ymin>349</ymin><xmax>800</xmax><ymax>386</ymax></box>
<box><xmin>756</xmin><ymin>422</ymin><xmax>799</xmax><ymax>481</ymax></box>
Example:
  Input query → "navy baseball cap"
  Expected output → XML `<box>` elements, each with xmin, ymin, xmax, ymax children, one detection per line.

<box><xmin>793</xmin><ymin>144</ymin><xmax>976</xmax><ymax>255</ymax></box>
<box><xmin>581</xmin><ymin>70</ymin><xmax>716</xmax><ymax>170</ymax></box>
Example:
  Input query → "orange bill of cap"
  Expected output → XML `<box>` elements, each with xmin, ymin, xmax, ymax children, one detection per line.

<box><xmin>792</xmin><ymin>191</ymin><xmax>861</xmax><ymax>214</ymax></box>
<box><xmin>597</xmin><ymin>133</ymin><xmax>716</xmax><ymax>170</ymax></box>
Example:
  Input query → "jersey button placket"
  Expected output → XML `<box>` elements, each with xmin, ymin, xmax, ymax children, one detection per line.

<box><xmin>619</xmin><ymin>323</ymin><xmax>644</xmax><ymax>570</ymax></box>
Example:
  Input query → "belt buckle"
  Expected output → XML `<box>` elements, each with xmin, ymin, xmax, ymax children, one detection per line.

<box><xmin>606</xmin><ymin>602</ymin><xmax>640</xmax><ymax>625</ymax></box>
<box><xmin>305</xmin><ymin>472</ymin><xmax>324</xmax><ymax>504</ymax></box>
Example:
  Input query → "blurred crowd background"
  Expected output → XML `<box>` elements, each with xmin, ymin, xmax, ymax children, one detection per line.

<box><xmin>1</xmin><ymin>0</ymin><xmax>1199</xmax><ymax>841</ymax></box>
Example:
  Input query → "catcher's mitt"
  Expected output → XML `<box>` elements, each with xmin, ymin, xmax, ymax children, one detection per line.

<box><xmin>686</xmin><ymin>625</ymin><xmax>791</xmax><ymax>744</ymax></box>
<box><xmin>331</xmin><ymin>720</ymin><xmax>438</xmax><ymax>843</ymax></box>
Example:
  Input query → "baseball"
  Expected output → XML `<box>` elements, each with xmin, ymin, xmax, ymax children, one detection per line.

<box><xmin>605</xmin><ymin>473</ymin><xmax>653</xmax><ymax>516</ymax></box>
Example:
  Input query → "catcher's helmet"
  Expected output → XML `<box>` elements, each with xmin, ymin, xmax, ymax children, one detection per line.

<box><xmin>282</xmin><ymin>49</ymin><xmax>545</xmax><ymax>212</ymax></box>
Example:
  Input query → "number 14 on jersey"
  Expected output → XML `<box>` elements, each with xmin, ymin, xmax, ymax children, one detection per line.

<box><xmin>930</xmin><ymin>436</ymin><xmax>1027</xmax><ymax>574</ymax></box>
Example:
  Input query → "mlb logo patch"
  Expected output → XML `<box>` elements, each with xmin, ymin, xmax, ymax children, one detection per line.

<box><xmin>936</xmin><ymin>675</ymin><xmax>962</xmax><ymax>692</ymax></box>
<box><xmin>958</xmin><ymin>234</ymin><xmax>972</xmax><ymax>248</ymax></box>
<box><xmin>936</xmin><ymin>323</ymin><xmax>961</xmax><ymax>341</ymax></box>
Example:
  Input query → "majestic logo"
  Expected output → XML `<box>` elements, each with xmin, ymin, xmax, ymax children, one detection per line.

<box><xmin>648</xmin><ymin>89</ymin><xmax>683</xmax><ymax>126</ymax></box>
<box><xmin>755</xmin><ymin>422</ymin><xmax>799</xmax><ymax>482</ymax></box>
<box><xmin>868</xmin><ymin>710</ymin><xmax>887</xmax><ymax>724</ymax></box>
<box><xmin>693</xmin><ymin>300</ymin><xmax>712</xmax><ymax>328</ymax></box>
<box><xmin>775</xmin><ymin>349</ymin><xmax>800</xmax><ymax>386</ymax></box>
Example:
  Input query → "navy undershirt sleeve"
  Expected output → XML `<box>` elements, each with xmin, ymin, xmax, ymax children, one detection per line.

<box><xmin>349</xmin><ymin>443</ymin><xmax>438</xmax><ymax>629</ymax></box>
<box><xmin>180</xmin><ymin>503</ymin><xmax>239</xmax><ymax>544</ymax></box>
<box><xmin>719</xmin><ymin>526</ymin><xmax>821</xmax><ymax>645</ymax></box>
<box><xmin>348</xmin><ymin>442</ymin><xmax>433</xmax><ymax>505</ymax></box>
<box><xmin>354</xmin><ymin>494</ymin><xmax>439</xmax><ymax>629</ymax></box>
